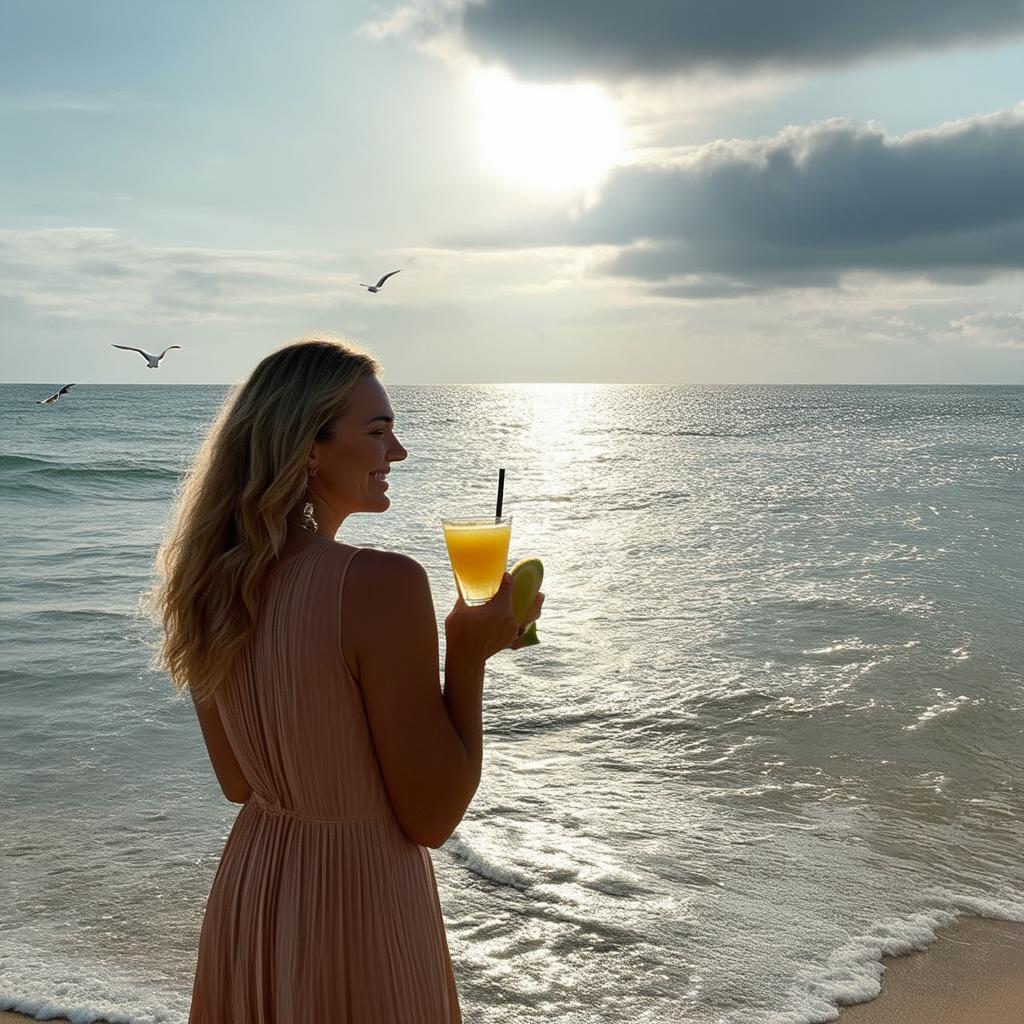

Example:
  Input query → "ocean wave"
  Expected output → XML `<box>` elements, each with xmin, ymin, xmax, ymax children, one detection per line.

<box><xmin>0</xmin><ymin>941</ymin><xmax>185</xmax><ymax>1024</ymax></box>
<box><xmin>588</xmin><ymin>425</ymin><xmax>745</xmax><ymax>438</ymax></box>
<box><xmin>5</xmin><ymin>607</ymin><xmax>136</xmax><ymax>626</ymax></box>
<box><xmin>445</xmin><ymin>831</ymin><xmax>534</xmax><ymax>891</ymax></box>
<box><xmin>0</xmin><ymin>453</ymin><xmax>180</xmax><ymax>485</ymax></box>
<box><xmin>904</xmin><ymin>691</ymin><xmax>979</xmax><ymax>732</ymax></box>
<box><xmin>775</xmin><ymin>896</ymin><xmax>1024</xmax><ymax>1024</ymax></box>
<box><xmin>445</xmin><ymin>828</ymin><xmax>644</xmax><ymax>903</ymax></box>
<box><xmin>3</xmin><ymin>570</ymin><xmax>149</xmax><ymax>596</ymax></box>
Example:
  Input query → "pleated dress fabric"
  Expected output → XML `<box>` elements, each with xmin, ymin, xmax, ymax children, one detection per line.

<box><xmin>188</xmin><ymin>540</ymin><xmax>461</xmax><ymax>1024</ymax></box>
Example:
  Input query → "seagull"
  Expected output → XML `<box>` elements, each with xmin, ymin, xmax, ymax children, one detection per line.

<box><xmin>111</xmin><ymin>344</ymin><xmax>182</xmax><ymax>368</ymax></box>
<box><xmin>37</xmin><ymin>383</ymin><xmax>75</xmax><ymax>405</ymax></box>
<box><xmin>359</xmin><ymin>270</ymin><xmax>401</xmax><ymax>293</ymax></box>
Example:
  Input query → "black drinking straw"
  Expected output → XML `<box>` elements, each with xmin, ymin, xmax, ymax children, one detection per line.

<box><xmin>495</xmin><ymin>468</ymin><xmax>505</xmax><ymax>519</ymax></box>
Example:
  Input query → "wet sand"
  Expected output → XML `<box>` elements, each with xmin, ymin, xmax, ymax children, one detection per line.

<box><xmin>0</xmin><ymin>1014</ymin><xmax>71</xmax><ymax>1024</ymax></box>
<box><xmin>839</xmin><ymin>915</ymin><xmax>1024</xmax><ymax>1024</ymax></box>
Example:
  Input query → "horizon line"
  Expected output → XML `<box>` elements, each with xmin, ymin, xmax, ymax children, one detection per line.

<box><xmin>3</xmin><ymin>380</ymin><xmax>1024</xmax><ymax>388</ymax></box>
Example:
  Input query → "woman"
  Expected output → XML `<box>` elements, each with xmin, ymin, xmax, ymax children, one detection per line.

<box><xmin>150</xmin><ymin>336</ymin><xmax>543</xmax><ymax>1023</ymax></box>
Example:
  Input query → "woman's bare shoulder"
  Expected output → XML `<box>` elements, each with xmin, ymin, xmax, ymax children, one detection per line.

<box><xmin>305</xmin><ymin>539</ymin><xmax>415</xmax><ymax>572</ymax></box>
<box><xmin>341</xmin><ymin>549</ymin><xmax>435</xmax><ymax>679</ymax></box>
<box><xmin>345</xmin><ymin>547</ymin><xmax>429</xmax><ymax>594</ymax></box>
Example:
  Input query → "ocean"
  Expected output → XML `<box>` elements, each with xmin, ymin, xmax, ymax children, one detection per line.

<box><xmin>1</xmin><ymin>382</ymin><xmax>1022</xmax><ymax>1024</ymax></box>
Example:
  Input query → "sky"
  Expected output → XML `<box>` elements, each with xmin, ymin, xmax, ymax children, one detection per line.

<box><xmin>2</xmin><ymin>0</ymin><xmax>1023</xmax><ymax>384</ymax></box>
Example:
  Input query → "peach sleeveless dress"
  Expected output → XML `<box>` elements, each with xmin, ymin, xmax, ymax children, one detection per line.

<box><xmin>188</xmin><ymin>540</ymin><xmax>461</xmax><ymax>1023</ymax></box>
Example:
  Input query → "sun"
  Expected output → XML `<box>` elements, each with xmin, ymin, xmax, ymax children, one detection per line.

<box><xmin>469</xmin><ymin>69</ymin><xmax>625</xmax><ymax>194</ymax></box>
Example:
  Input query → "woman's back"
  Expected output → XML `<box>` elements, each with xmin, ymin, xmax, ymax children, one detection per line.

<box><xmin>217</xmin><ymin>539</ymin><xmax>390</xmax><ymax>823</ymax></box>
<box><xmin>189</xmin><ymin>539</ymin><xmax>461</xmax><ymax>1023</ymax></box>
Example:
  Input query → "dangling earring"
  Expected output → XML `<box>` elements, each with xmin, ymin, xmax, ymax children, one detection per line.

<box><xmin>301</xmin><ymin>466</ymin><xmax>319</xmax><ymax>534</ymax></box>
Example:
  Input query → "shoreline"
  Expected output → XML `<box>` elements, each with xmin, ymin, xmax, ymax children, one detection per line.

<box><xmin>838</xmin><ymin>915</ymin><xmax>1024</xmax><ymax>1024</ymax></box>
<box><xmin>2</xmin><ymin>916</ymin><xmax>1022</xmax><ymax>1024</ymax></box>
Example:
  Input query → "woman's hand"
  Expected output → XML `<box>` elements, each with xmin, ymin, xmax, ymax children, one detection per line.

<box><xmin>444</xmin><ymin>574</ymin><xmax>545</xmax><ymax>662</ymax></box>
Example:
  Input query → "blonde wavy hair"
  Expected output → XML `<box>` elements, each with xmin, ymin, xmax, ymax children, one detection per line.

<box><xmin>149</xmin><ymin>335</ymin><xmax>380</xmax><ymax>703</ymax></box>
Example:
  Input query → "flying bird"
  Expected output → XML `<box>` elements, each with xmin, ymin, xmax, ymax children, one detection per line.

<box><xmin>37</xmin><ymin>383</ymin><xmax>75</xmax><ymax>405</ymax></box>
<box><xmin>359</xmin><ymin>270</ymin><xmax>401</xmax><ymax>293</ymax></box>
<box><xmin>111</xmin><ymin>344</ymin><xmax>182</xmax><ymax>368</ymax></box>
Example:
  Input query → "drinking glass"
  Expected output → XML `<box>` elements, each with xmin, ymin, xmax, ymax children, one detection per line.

<box><xmin>441</xmin><ymin>515</ymin><xmax>513</xmax><ymax>606</ymax></box>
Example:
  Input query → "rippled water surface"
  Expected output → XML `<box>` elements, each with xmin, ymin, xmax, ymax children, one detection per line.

<box><xmin>1</xmin><ymin>383</ymin><xmax>1023</xmax><ymax>1023</ymax></box>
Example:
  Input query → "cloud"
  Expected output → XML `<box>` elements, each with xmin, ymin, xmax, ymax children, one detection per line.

<box><xmin>0</xmin><ymin>229</ymin><xmax>357</xmax><ymax>324</ymax></box>
<box><xmin>373</xmin><ymin>0</ymin><xmax>1024</xmax><ymax>81</ymax></box>
<box><xmin>950</xmin><ymin>310</ymin><xmax>1024</xmax><ymax>348</ymax></box>
<box><xmin>446</xmin><ymin>104</ymin><xmax>1024</xmax><ymax>296</ymax></box>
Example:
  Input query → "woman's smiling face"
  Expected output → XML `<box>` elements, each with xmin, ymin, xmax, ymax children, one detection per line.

<box><xmin>308</xmin><ymin>373</ymin><xmax>408</xmax><ymax>522</ymax></box>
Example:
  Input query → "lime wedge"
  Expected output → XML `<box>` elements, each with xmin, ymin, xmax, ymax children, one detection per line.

<box><xmin>519</xmin><ymin>622</ymin><xmax>540</xmax><ymax>647</ymax></box>
<box><xmin>509</xmin><ymin>557</ymin><xmax>544</xmax><ymax>645</ymax></box>
<box><xmin>510</xmin><ymin>558</ymin><xmax>543</xmax><ymax>621</ymax></box>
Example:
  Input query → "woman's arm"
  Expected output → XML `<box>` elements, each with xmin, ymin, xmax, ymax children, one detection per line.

<box><xmin>193</xmin><ymin>696</ymin><xmax>252</xmax><ymax>804</ymax></box>
<box><xmin>346</xmin><ymin>551</ymin><xmax>517</xmax><ymax>848</ymax></box>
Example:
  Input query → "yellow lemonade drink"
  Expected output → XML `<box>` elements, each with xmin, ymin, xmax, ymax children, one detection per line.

<box><xmin>442</xmin><ymin>516</ymin><xmax>512</xmax><ymax>605</ymax></box>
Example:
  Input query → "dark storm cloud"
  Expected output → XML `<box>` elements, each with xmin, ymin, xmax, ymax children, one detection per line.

<box><xmin>435</xmin><ymin>0</ymin><xmax>1024</xmax><ymax>80</ymax></box>
<box><xmin>450</xmin><ymin>106</ymin><xmax>1024</xmax><ymax>295</ymax></box>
